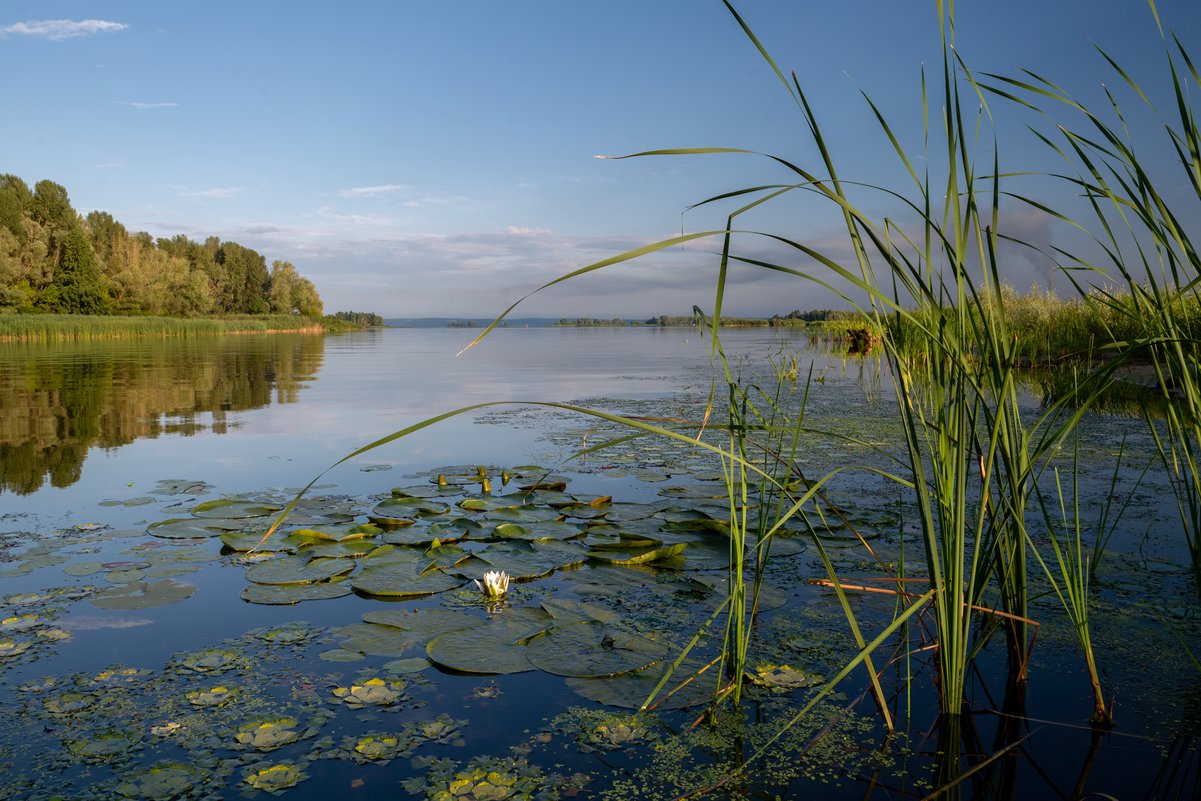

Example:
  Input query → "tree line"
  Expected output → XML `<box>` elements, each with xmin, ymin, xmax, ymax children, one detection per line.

<box><xmin>331</xmin><ymin>310</ymin><xmax>384</xmax><ymax>327</ymax></box>
<box><xmin>0</xmin><ymin>175</ymin><xmax>323</xmax><ymax>317</ymax></box>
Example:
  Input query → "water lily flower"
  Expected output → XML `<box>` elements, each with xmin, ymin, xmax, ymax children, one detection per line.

<box><xmin>474</xmin><ymin>570</ymin><xmax>509</xmax><ymax>598</ymax></box>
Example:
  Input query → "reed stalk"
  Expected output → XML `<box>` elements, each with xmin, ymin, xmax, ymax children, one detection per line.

<box><xmin>982</xmin><ymin>6</ymin><xmax>1201</xmax><ymax>601</ymax></box>
<box><xmin>1030</xmin><ymin>440</ymin><xmax>1113</xmax><ymax>726</ymax></box>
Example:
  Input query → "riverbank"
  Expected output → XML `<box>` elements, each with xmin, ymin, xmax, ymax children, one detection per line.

<box><xmin>0</xmin><ymin>314</ymin><xmax>334</xmax><ymax>342</ymax></box>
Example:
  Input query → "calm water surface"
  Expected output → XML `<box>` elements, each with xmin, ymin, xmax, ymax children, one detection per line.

<box><xmin>1</xmin><ymin>328</ymin><xmax>791</xmax><ymax>518</ymax></box>
<box><xmin>0</xmin><ymin>327</ymin><xmax>1197</xmax><ymax>800</ymax></box>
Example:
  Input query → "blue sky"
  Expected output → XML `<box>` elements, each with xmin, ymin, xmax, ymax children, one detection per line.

<box><xmin>2</xmin><ymin>1</ymin><xmax>1196</xmax><ymax>318</ymax></box>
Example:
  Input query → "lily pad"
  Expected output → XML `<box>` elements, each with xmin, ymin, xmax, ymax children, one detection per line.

<box><xmin>336</xmin><ymin>623</ymin><xmax>420</xmax><ymax>656</ymax></box>
<box><xmin>351</xmin><ymin>563</ymin><xmax>462</xmax><ymax>598</ymax></box>
<box><xmin>219</xmin><ymin>530</ymin><xmax>303</xmax><ymax>553</ymax></box>
<box><xmin>331</xmin><ymin>676</ymin><xmax>406</xmax><ymax>708</ymax></box>
<box><xmin>492</xmin><ymin>520</ymin><xmax>582</xmax><ymax>541</ymax></box>
<box><xmin>427</xmin><ymin>618</ymin><xmax>550</xmax><ymax>674</ymax></box>
<box><xmin>240</xmin><ymin>582</ymin><xmax>353</xmax><ymax>605</ymax></box>
<box><xmin>361</xmin><ymin>607</ymin><xmax>479</xmax><ymax>640</ymax></box>
<box><xmin>192</xmin><ymin>498</ymin><xmax>282</xmax><ymax>519</ymax></box>
<box><xmin>90</xmin><ymin>579</ymin><xmax>197</xmax><ymax>610</ymax></box>
<box><xmin>244</xmin><ymin>762</ymin><xmax>307</xmax><ymax>793</ymax></box>
<box><xmin>116</xmin><ymin>760</ymin><xmax>202</xmax><ymax>800</ymax></box>
<box><xmin>147</xmin><ymin>518</ymin><xmax>242</xmax><ymax>540</ymax></box>
<box><xmin>588</xmin><ymin>543</ymin><xmax>687</xmax><ymax>565</ymax></box>
<box><xmin>566</xmin><ymin>656</ymin><xmax>715</xmax><ymax>710</ymax></box>
<box><xmin>244</xmin><ymin>555</ymin><xmax>356</xmax><ymax>585</ymax></box>
<box><xmin>382</xmin><ymin>528</ymin><xmax>448</xmax><ymax>546</ymax></box>
<box><xmin>236</xmin><ymin>717</ymin><xmax>302</xmax><ymax>750</ymax></box>
<box><xmin>525</xmin><ymin>621</ymin><xmax>668</xmax><ymax>677</ymax></box>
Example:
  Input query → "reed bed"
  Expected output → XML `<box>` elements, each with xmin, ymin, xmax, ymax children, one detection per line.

<box><xmin>0</xmin><ymin>314</ymin><xmax>324</xmax><ymax>342</ymax></box>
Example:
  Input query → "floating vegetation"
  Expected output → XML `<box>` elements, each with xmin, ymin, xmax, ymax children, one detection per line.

<box><xmin>752</xmin><ymin>663</ymin><xmax>823</xmax><ymax>691</ymax></box>
<box><xmin>405</xmin><ymin>755</ymin><xmax>572</xmax><ymax>801</ymax></box>
<box><xmin>329</xmin><ymin>676</ymin><xmax>407</xmax><ymax>709</ymax></box>
<box><xmin>114</xmin><ymin>760</ymin><xmax>214</xmax><ymax>801</ymax></box>
<box><xmin>546</xmin><ymin>707</ymin><xmax>660</xmax><ymax>754</ymax></box>
<box><xmin>1</xmin><ymin>443</ymin><xmax>1198</xmax><ymax>801</ymax></box>
<box><xmin>185</xmin><ymin>686</ymin><xmax>235</xmax><ymax>708</ymax></box>
<box><xmin>171</xmin><ymin>647</ymin><xmax>252</xmax><ymax>675</ymax></box>
<box><xmin>243</xmin><ymin>762</ymin><xmax>307</xmax><ymax>794</ymax></box>
<box><xmin>234</xmin><ymin>717</ymin><xmax>305</xmax><ymax>751</ymax></box>
<box><xmin>91</xmin><ymin>579</ymin><xmax>198</xmax><ymax>610</ymax></box>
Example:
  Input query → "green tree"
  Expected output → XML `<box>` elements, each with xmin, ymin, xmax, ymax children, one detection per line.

<box><xmin>30</xmin><ymin>180</ymin><xmax>73</xmax><ymax>230</ymax></box>
<box><xmin>215</xmin><ymin>241</ymin><xmax>269</xmax><ymax>314</ymax></box>
<box><xmin>0</xmin><ymin>174</ymin><xmax>33</xmax><ymax>238</ymax></box>
<box><xmin>293</xmin><ymin>276</ymin><xmax>322</xmax><ymax>317</ymax></box>
<box><xmin>268</xmin><ymin>260</ymin><xmax>299</xmax><ymax>314</ymax></box>
<box><xmin>42</xmin><ymin>228</ymin><xmax>109</xmax><ymax>314</ymax></box>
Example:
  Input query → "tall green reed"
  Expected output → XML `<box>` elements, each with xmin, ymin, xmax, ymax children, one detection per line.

<box><xmin>1030</xmin><ymin>438</ymin><xmax>1118</xmax><ymax>726</ymax></box>
<box><xmin>982</xmin><ymin>4</ymin><xmax>1201</xmax><ymax>601</ymax></box>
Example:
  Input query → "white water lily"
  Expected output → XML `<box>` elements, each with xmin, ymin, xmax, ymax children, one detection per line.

<box><xmin>473</xmin><ymin>570</ymin><xmax>509</xmax><ymax>598</ymax></box>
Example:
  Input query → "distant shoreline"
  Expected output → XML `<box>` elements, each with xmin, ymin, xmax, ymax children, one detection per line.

<box><xmin>0</xmin><ymin>314</ymin><xmax>331</xmax><ymax>343</ymax></box>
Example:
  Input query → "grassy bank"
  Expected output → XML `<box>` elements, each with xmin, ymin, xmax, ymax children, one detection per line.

<box><xmin>0</xmin><ymin>314</ymin><xmax>326</xmax><ymax>343</ymax></box>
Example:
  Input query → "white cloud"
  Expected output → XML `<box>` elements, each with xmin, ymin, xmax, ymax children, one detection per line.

<box><xmin>178</xmin><ymin>187</ymin><xmax>244</xmax><ymax>199</ymax></box>
<box><xmin>115</xmin><ymin>101</ymin><xmax>179</xmax><ymax>110</ymax></box>
<box><xmin>336</xmin><ymin>184</ymin><xmax>413</xmax><ymax>198</ymax></box>
<box><xmin>1</xmin><ymin>19</ymin><xmax>127</xmax><ymax>40</ymax></box>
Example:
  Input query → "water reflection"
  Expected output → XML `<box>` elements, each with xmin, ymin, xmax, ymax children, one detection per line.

<box><xmin>0</xmin><ymin>334</ymin><xmax>324</xmax><ymax>494</ymax></box>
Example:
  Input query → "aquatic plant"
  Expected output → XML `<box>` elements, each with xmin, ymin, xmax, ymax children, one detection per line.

<box><xmin>981</xmin><ymin>6</ymin><xmax>1201</xmax><ymax>605</ymax></box>
<box><xmin>474</xmin><ymin>569</ymin><xmax>510</xmax><ymax>599</ymax></box>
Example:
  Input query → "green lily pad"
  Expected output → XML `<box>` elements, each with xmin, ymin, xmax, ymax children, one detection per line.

<box><xmin>492</xmin><ymin>520</ymin><xmax>582</xmax><ymax>541</ymax></box>
<box><xmin>90</xmin><ymin>579</ymin><xmax>197</xmax><ymax>610</ymax></box>
<box><xmin>426</xmin><ymin>610</ymin><xmax>551</xmax><ymax>674</ymax></box>
<box><xmin>457</xmin><ymin>497</ymin><xmax>511</xmax><ymax>512</ymax></box>
<box><xmin>525</xmin><ymin>621</ymin><xmax>667</xmax><ymax>677</ymax></box>
<box><xmin>244</xmin><ymin>762</ymin><xmax>307</xmax><ymax>793</ymax></box>
<box><xmin>382</xmin><ymin>657</ymin><xmax>432</xmax><ymax>674</ymax></box>
<box><xmin>186</xmin><ymin>686</ymin><xmax>235</xmax><ymax>707</ymax></box>
<box><xmin>295</xmin><ymin>540</ymin><xmax>379</xmax><ymax>559</ymax></box>
<box><xmin>351</xmin><ymin>562</ymin><xmax>462</xmax><ymax>598</ymax></box>
<box><xmin>375</xmin><ymin>497</ymin><xmax>450</xmax><ymax>516</ymax></box>
<box><xmin>244</xmin><ymin>555</ymin><xmax>356</xmax><ymax>585</ymax></box>
<box><xmin>336</xmin><ymin>623</ymin><xmax>420</xmax><ymax>656</ymax></box>
<box><xmin>289</xmin><ymin>523</ymin><xmax>382</xmax><ymax>542</ymax></box>
<box><xmin>66</xmin><ymin>729</ymin><xmax>142</xmax><ymax>762</ymax></box>
<box><xmin>236</xmin><ymin>717</ymin><xmax>301</xmax><ymax>750</ymax></box>
<box><xmin>588</xmin><ymin>543</ymin><xmax>687</xmax><ymax>565</ymax></box>
<box><xmin>63</xmin><ymin>561</ymin><xmax>107</xmax><ymax>577</ymax></box>
<box><xmin>100</xmin><ymin>496</ymin><xmax>157</xmax><ymax>508</ymax></box>
<box><xmin>566</xmin><ymin>656</ymin><xmax>715</xmax><ymax>710</ymax></box>
<box><xmin>219</xmin><ymin>530</ymin><xmax>303</xmax><ymax>553</ymax></box>
<box><xmin>539</xmin><ymin>598</ymin><xmax>620</xmax><ymax>624</ymax></box>
<box><xmin>382</xmin><ymin>528</ymin><xmax>447</xmax><ymax>546</ymax></box>
<box><xmin>105</xmin><ymin>568</ymin><xmax>148</xmax><ymax>584</ymax></box>
<box><xmin>752</xmin><ymin>663</ymin><xmax>822</xmax><ymax>690</ymax></box>
<box><xmin>476</xmin><ymin>540</ymin><xmax>589</xmax><ymax>578</ymax></box>
<box><xmin>361</xmin><ymin>607</ymin><xmax>479</xmax><ymax>640</ymax></box>
<box><xmin>586</xmin><ymin>531</ymin><xmax>664</xmax><ymax>550</ymax></box>
<box><xmin>332</xmin><ymin>676</ymin><xmax>406</xmax><ymax>707</ymax></box>
<box><xmin>116</xmin><ymin>760</ymin><xmax>201</xmax><ymax>800</ymax></box>
<box><xmin>240</xmin><ymin>582</ymin><xmax>353</xmax><ymax>605</ymax></box>
<box><xmin>192</xmin><ymin>499</ymin><xmax>282</xmax><ymax>519</ymax></box>
<box><xmin>147</xmin><ymin>518</ymin><xmax>243</xmax><ymax>540</ymax></box>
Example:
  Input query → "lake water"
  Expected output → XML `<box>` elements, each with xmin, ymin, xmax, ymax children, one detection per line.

<box><xmin>0</xmin><ymin>327</ymin><xmax>1197</xmax><ymax>800</ymax></box>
